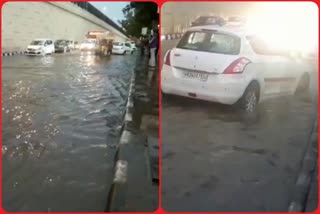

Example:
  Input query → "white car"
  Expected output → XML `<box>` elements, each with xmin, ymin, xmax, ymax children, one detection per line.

<box><xmin>67</xmin><ymin>40</ymin><xmax>76</xmax><ymax>49</ymax></box>
<box><xmin>161</xmin><ymin>25</ymin><xmax>314</xmax><ymax>113</ymax></box>
<box><xmin>128</xmin><ymin>41</ymin><xmax>137</xmax><ymax>50</ymax></box>
<box><xmin>124</xmin><ymin>42</ymin><xmax>134</xmax><ymax>53</ymax></box>
<box><xmin>80</xmin><ymin>39</ymin><xmax>96</xmax><ymax>51</ymax></box>
<box><xmin>25</xmin><ymin>39</ymin><xmax>55</xmax><ymax>56</ymax></box>
<box><xmin>112</xmin><ymin>42</ymin><xmax>133</xmax><ymax>55</ymax></box>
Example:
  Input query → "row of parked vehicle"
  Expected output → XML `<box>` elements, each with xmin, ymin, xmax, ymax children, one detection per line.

<box><xmin>92</xmin><ymin>39</ymin><xmax>137</xmax><ymax>56</ymax></box>
<box><xmin>25</xmin><ymin>39</ymin><xmax>79</xmax><ymax>56</ymax></box>
<box><xmin>25</xmin><ymin>38</ymin><xmax>138</xmax><ymax>56</ymax></box>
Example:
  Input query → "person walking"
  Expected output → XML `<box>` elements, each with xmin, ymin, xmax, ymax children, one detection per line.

<box><xmin>149</xmin><ymin>31</ymin><xmax>158</xmax><ymax>68</ymax></box>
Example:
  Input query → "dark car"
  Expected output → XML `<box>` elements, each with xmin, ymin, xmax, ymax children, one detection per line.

<box><xmin>54</xmin><ymin>40</ymin><xmax>70</xmax><ymax>53</ymax></box>
<box><xmin>191</xmin><ymin>16</ymin><xmax>226</xmax><ymax>27</ymax></box>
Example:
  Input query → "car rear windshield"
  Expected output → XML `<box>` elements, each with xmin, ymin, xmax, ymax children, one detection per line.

<box><xmin>177</xmin><ymin>30</ymin><xmax>241</xmax><ymax>55</ymax></box>
<box><xmin>30</xmin><ymin>40</ymin><xmax>44</xmax><ymax>45</ymax></box>
<box><xmin>113</xmin><ymin>42</ymin><xmax>122</xmax><ymax>46</ymax></box>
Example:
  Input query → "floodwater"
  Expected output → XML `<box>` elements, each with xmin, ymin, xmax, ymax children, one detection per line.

<box><xmin>2</xmin><ymin>52</ymin><xmax>136</xmax><ymax>212</ymax></box>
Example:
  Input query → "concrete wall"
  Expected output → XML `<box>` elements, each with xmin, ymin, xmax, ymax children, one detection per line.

<box><xmin>2</xmin><ymin>2</ymin><xmax>127</xmax><ymax>52</ymax></box>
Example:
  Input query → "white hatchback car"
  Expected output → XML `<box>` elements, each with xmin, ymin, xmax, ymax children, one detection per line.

<box><xmin>161</xmin><ymin>25</ymin><xmax>314</xmax><ymax>112</ymax></box>
<box><xmin>25</xmin><ymin>39</ymin><xmax>55</xmax><ymax>56</ymax></box>
<box><xmin>112</xmin><ymin>42</ymin><xmax>133</xmax><ymax>55</ymax></box>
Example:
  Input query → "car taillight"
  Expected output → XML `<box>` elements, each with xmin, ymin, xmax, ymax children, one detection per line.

<box><xmin>164</xmin><ymin>50</ymin><xmax>172</xmax><ymax>66</ymax></box>
<box><xmin>223</xmin><ymin>57</ymin><xmax>251</xmax><ymax>74</ymax></box>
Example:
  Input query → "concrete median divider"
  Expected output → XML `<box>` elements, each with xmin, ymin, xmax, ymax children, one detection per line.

<box><xmin>106</xmin><ymin>73</ymin><xmax>136</xmax><ymax>212</ymax></box>
<box><xmin>2</xmin><ymin>51</ymin><xmax>25</xmax><ymax>56</ymax></box>
<box><xmin>288</xmin><ymin>112</ymin><xmax>318</xmax><ymax>212</ymax></box>
<box><xmin>106</xmin><ymin>58</ymin><xmax>158</xmax><ymax>212</ymax></box>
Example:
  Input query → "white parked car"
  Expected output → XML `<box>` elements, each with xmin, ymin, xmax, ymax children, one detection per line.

<box><xmin>161</xmin><ymin>25</ymin><xmax>314</xmax><ymax>113</ymax></box>
<box><xmin>112</xmin><ymin>42</ymin><xmax>133</xmax><ymax>55</ymax></box>
<box><xmin>80</xmin><ymin>39</ymin><xmax>96</xmax><ymax>51</ymax></box>
<box><xmin>67</xmin><ymin>40</ymin><xmax>76</xmax><ymax>49</ymax></box>
<box><xmin>25</xmin><ymin>39</ymin><xmax>55</xmax><ymax>56</ymax></box>
<box><xmin>128</xmin><ymin>41</ymin><xmax>137</xmax><ymax>50</ymax></box>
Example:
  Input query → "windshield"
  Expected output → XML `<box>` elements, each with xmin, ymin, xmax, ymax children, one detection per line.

<box><xmin>113</xmin><ymin>42</ymin><xmax>122</xmax><ymax>46</ymax></box>
<box><xmin>55</xmin><ymin>40</ymin><xmax>67</xmax><ymax>45</ymax></box>
<box><xmin>177</xmin><ymin>30</ymin><xmax>241</xmax><ymax>55</ymax></box>
<box><xmin>84</xmin><ymin>40</ymin><xmax>95</xmax><ymax>44</ymax></box>
<box><xmin>30</xmin><ymin>40</ymin><xmax>44</xmax><ymax>45</ymax></box>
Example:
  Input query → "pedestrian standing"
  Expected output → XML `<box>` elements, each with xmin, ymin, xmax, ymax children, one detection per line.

<box><xmin>139</xmin><ymin>37</ymin><xmax>144</xmax><ymax>56</ymax></box>
<box><xmin>149</xmin><ymin>31</ymin><xmax>158</xmax><ymax>67</ymax></box>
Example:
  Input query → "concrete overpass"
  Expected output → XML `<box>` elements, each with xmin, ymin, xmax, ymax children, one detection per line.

<box><xmin>2</xmin><ymin>2</ymin><xmax>129</xmax><ymax>52</ymax></box>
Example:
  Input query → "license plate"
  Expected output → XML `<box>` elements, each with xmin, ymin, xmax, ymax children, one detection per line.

<box><xmin>183</xmin><ymin>71</ymin><xmax>208</xmax><ymax>81</ymax></box>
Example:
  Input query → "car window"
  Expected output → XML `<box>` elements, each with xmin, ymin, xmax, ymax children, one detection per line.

<box><xmin>247</xmin><ymin>36</ymin><xmax>290</xmax><ymax>56</ymax></box>
<box><xmin>30</xmin><ymin>40</ymin><xmax>43</xmax><ymax>45</ymax></box>
<box><xmin>113</xmin><ymin>42</ymin><xmax>122</xmax><ymax>46</ymax></box>
<box><xmin>125</xmin><ymin>43</ymin><xmax>131</xmax><ymax>47</ymax></box>
<box><xmin>177</xmin><ymin>30</ymin><xmax>241</xmax><ymax>55</ymax></box>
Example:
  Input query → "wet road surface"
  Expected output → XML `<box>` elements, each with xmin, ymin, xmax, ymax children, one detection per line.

<box><xmin>2</xmin><ymin>52</ymin><xmax>136</xmax><ymax>212</ymax></box>
<box><xmin>161</xmin><ymin>40</ymin><xmax>318</xmax><ymax>211</ymax></box>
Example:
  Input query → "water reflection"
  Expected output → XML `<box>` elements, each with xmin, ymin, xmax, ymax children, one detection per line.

<box><xmin>2</xmin><ymin>53</ymin><xmax>135</xmax><ymax>211</ymax></box>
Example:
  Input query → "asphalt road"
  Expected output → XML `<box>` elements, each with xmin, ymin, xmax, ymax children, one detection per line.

<box><xmin>2</xmin><ymin>51</ymin><xmax>136</xmax><ymax>212</ymax></box>
<box><xmin>161</xmin><ymin>39</ymin><xmax>318</xmax><ymax>212</ymax></box>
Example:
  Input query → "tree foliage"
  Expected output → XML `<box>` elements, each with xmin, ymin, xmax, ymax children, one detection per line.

<box><xmin>119</xmin><ymin>2</ymin><xmax>158</xmax><ymax>37</ymax></box>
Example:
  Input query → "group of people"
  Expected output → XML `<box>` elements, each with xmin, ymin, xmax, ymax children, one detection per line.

<box><xmin>138</xmin><ymin>30</ymin><xmax>159</xmax><ymax>67</ymax></box>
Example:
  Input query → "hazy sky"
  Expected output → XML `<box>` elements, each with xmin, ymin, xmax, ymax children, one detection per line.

<box><xmin>90</xmin><ymin>2</ymin><xmax>130</xmax><ymax>26</ymax></box>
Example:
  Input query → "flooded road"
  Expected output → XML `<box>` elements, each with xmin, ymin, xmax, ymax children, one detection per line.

<box><xmin>2</xmin><ymin>52</ymin><xmax>136</xmax><ymax>212</ymax></box>
<box><xmin>161</xmin><ymin>40</ymin><xmax>318</xmax><ymax>212</ymax></box>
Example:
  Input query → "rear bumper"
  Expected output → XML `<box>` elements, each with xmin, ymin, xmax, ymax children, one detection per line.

<box><xmin>161</xmin><ymin>64</ymin><xmax>247</xmax><ymax>105</ymax></box>
<box><xmin>25</xmin><ymin>51</ymin><xmax>42</xmax><ymax>55</ymax></box>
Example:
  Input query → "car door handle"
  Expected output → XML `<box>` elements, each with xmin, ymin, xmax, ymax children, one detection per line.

<box><xmin>174</xmin><ymin>53</ymin><xmax>181</xmax><ymax>57</ymax></box>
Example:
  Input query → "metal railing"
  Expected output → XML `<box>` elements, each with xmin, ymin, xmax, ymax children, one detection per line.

<box><xmin>72</xmin><ymin>2</ymin><xmax>129</xmax><ymax>37</ymax></box>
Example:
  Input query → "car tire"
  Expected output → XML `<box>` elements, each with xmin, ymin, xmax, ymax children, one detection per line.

<box><xmin>295</xmin><ymin>73</ymin><xmax>311</xmax><ymax>101</ymax></box>
<box><xmin>123</xmin><ymin>51</ymin><xmax>126</xmax><ymax>55</ymax></box>
<box><xmin>238</xmin><ymin>82</ymin><xmax>259</xmax><ymax>114</ymax></box>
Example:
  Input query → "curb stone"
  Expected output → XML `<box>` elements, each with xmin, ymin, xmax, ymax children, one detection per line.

<box><xmin>106</xmin><ymin>73</ymin><xmax>136</xmax><ymax>212</ymax></box>
<box><xmin>106</xmin><ymin>59</ymin><xmax>157</xmax><ymax>212</ymax></box>
<box><xmin>2</xmin><ymin>51</ymin><xmax>25</xmax><ymax>56</ymax></box>
<box><xmin>288</xmin><ymin>114</ymin><xmax>318</xmax><ymax>212</ymax></box>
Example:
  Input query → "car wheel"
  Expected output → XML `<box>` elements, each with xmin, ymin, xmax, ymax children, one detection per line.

<box><xmin>123</xmin><ymin>51</ymin><xmax>126</xmax><ymax>55</ymax></box>
<box><xmin>238</xmin><ymin>82</ymin><xmax>259</xmax><ymax>114</ymax></box>
<box><xmin>131</xmin><ymin>51</ymin><xmax>133</xmax><ymax>55</ymax></box>
<box><xmin>295</xmin><ymin>73</ymin><xmax>311</xmax><ymax>101</ymax></box>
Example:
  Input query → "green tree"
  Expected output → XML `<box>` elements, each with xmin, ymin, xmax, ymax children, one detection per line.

<box><xmin>119</xmin><ymin>2</ymin><xmax>158</xmax><ymax>37</ymax></box>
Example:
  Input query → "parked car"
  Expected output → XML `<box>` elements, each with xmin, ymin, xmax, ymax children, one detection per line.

<box><xmin>74</xmin><ymin>41</ymin><xmax>80</xmax><ymax>49</ymax></box>
<box><xmin>25</xmin><ymin>39</ymin><xmax>55</xmax><ymax>56</ymax></box>
<box><xmin>112</xmin><ymin>42</ymin><xmax>133</xmax><ymax>55</ymax></box>
<box><xmin>161</xmin><ymin>25</ymin><xmax>314</xmax><ymax>113</ymax></box>
<box><xmin>191</xmin><ymin>16</ymin><xmax>226</xmax><ymax>27</ymax></box>
<box><xmin>80</xmin><ymin>39</ymin><xmax>96</xmax><ymax>51</ymax></box>
<box><xmin>125</xmin><ymin>42</ymin><xmax>134</xmax><ymax>53</ymax></box>
<box><xmin>54</xmin><ymin>39</ymin><xmax>71</xmax><ymax>53</ymax></box>
<box><xmin>227</xmin><ymin>16</ymin><xmax>246</xmax><ymax>26</ymax></box>
<box><xmin>66</xmin><ymin>40</ymin><xmax>76</xmax><ymax>50</ymax></box>
<box><xmin>128</xmin><ymin>41</ymin><xmax>137</xmax><ymax>50</ymax></box>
